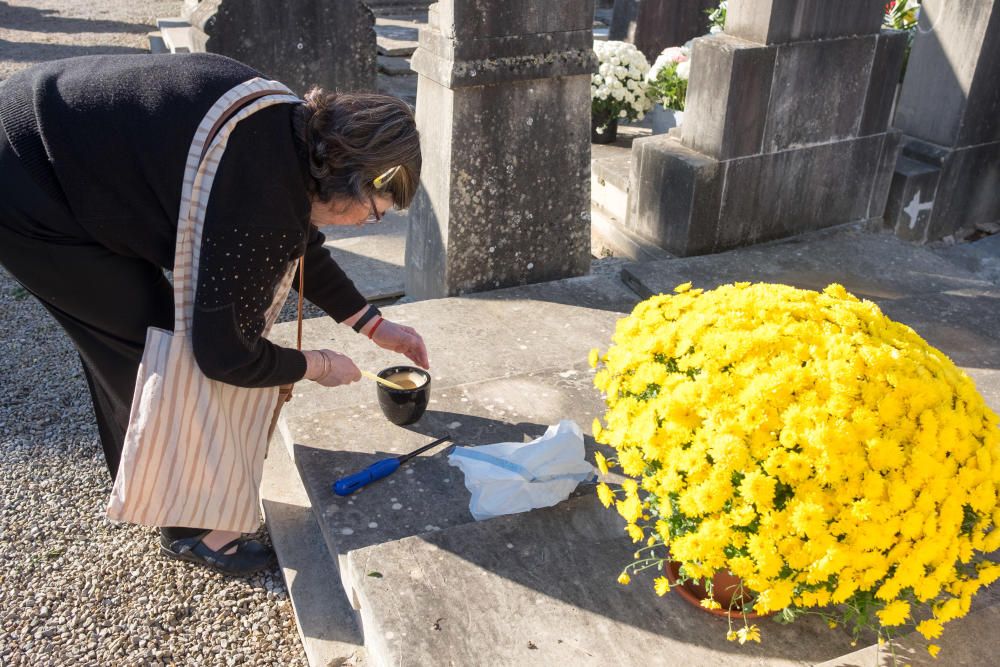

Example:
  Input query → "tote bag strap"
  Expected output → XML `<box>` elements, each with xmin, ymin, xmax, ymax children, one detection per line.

<box><xmin>172</xmin><ymin>78</ymin><xmax>301</xmax><ymax>334</ymax></box>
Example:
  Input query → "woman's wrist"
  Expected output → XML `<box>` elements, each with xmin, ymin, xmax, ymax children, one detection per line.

<box><xmin>367</xmin><ymin>316</ymin><xmax>385</xmax><ymax>339</ymax></box>
<box><xmin>346</xmin><ymin>304</ymin><xmax>382</xmax><ymax>334</ymax></box>
<box><xmin>302</xmin><ymin>350</ymin><xmax>325</xmax><ymax>381</ymax></box>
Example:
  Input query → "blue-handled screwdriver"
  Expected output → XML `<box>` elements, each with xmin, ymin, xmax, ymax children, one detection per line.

<box><xmin>332</xmin><ymin>435</ymin><xmax>451</xmax><ymax>496</ymax></box>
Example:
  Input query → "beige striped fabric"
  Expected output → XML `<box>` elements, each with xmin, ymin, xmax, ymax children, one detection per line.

<box><xmin>106</xmin><ymin>79</ymin><xmax>302</xmax><ymax>532</ymax></box>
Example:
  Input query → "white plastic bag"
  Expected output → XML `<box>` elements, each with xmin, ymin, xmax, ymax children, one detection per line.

<box><xmin>448</xmin><ymin>420</ymin><xmax>596</xmax><ymax>520</ymax></box>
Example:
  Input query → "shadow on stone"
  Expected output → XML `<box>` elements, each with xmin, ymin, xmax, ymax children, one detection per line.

<box><xmin>0</xmin><ymin>38</ymin><xmax>147</xmax><ymax>61</ymax></box>
<box><xmin>0</xmin><ymin>2</ymin><xmax>153</xmax><ymax>34</ymax></box>
<box><xmin>461</xmin><ymin>273</ymin><xmax>642</xmax><ymax>314</ymax></box>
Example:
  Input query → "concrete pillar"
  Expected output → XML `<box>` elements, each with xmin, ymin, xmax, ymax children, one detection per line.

<box><xmin>625</xmin><ymin>0</ymin><xmax>905</xmax><ymax>256</ymax></box>
<box><xmin>184</xmin><ymin>0</ymin><xmax>376</xmax><ymax>94</ymax></box>
<box><xmin>885</xmin><ymin>0</ymin><xmax>1000</xmax><ymax>242</ymax></box>
<box><xmin>609</xmin><ymin>0</ymin><xmax>716</xmax><ymax>60</ymax></box>
<box><xmin>404</xmin><ymin>1</ymin><xmax>596</xmax><ymax>299</ymax></box>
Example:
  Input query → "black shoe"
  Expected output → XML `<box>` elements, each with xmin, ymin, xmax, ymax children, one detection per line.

<box><xmin>159</xmin><ymin>531</ymin><xmax>276</xmax><ymax>576</ymax></box>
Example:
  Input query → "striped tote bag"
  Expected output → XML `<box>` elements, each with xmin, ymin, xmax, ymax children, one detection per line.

<box><xmin>107</xmin><ymin>78</ymin><xmax>302</xmax><ymax>532</ymax></box>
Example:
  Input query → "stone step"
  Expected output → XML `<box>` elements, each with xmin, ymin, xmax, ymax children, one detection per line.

<box><xmin>591</xmin><ymin>151</ymin><xmax>631</xmax><ymax>221</ymax></box>
<box><xmin>374</xmin><ymin>14</ymin><xmax>424</xmax><ymax>57</ymax></box>
<box><xmin>156</xmin><ymin>18</ymin><xmax>193</xmax><ymax>54</ymax></box>
<box><xmin>147</xmin><ymin>32</ymin><xmax>167</xmax><ymax>55</ymax></box>
<box><xmin>590</xmin><ymin>124</ymin><xmax>676</xmax><ymax>262</ymax></box>
<box><xmin>591</xmin><ymin>204</ymin><xmax>674</xmax><ymax>263</ymax></box>
<box><xmin>260</xmin><ymin>439</ymin><xmax>366</xmax><ymax>666</ymax></box>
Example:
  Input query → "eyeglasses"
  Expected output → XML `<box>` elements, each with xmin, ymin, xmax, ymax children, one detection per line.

<box><xmin>362</xmin><ymin>165</ymin><xmax>402</xmax><ymax>224</ymax></box>
<box><xmin>362</xmin><ymin>194</ymin><xmax>383</xmax><ymax>225</ymax></box>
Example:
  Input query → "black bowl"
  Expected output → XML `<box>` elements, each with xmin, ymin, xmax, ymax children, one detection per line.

<box><xmin>376</xmin><ymin>366</ymin><xmax>431</xmax><ymax>426</ymax></box>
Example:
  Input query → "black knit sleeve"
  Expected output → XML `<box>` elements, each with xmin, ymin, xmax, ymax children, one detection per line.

<box><xmin>191</xmin><ymin>105</ymin><xmax>308</xmax><ymax>388</ymax></box>
<box><xmin>294</xmin><ymin>225</ymin><xmax>368</xmax><ymax>322</ymax></box>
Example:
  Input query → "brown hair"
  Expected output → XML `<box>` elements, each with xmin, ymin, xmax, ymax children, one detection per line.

<box><xmin>293</xmin><ymin>88</ymin><xmax>421</xmax><ymax>209</ymax></box>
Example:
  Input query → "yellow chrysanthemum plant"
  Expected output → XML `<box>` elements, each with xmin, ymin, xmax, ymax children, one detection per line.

<box><xmin>590</xmin><ymin>281</ymin><xmax>1000</xmax><ymax>659</ymax></box>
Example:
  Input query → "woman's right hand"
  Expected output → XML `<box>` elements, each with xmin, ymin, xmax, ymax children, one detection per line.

<box><xmin>302</xmin><ymin>349</ymin><xmax>361</xmax><ymax>387</ymax></box>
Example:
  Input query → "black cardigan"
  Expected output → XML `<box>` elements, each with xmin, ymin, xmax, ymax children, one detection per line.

<box><xmin>0</xmin><ymin>53</ymin><xmax>369</xmax><ymax>387</ymax></box>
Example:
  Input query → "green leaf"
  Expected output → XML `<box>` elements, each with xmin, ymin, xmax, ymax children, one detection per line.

<box><xmin>367</xmin><ymin>571</ymin><xmax>383</xmax><ymax>578</ymax></box>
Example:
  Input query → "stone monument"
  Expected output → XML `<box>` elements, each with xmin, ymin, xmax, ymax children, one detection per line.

<box><xmin>404</xmin><ymin>0</ymin><xmax>597</xmax><ymax>299</ymax></box>
<box><xmin>884</xmin><ymin>0</ymin><xmax>1000</xmax><ymax>242</ymax></box>
<box><xmin>609</xmin><ymin>0</ymin><xmax>716</xmax><ymax>60</ymax></box>
<box><xmin>625</xmin><ymin>0</ymin><xmax>906</xmax><ymax>256</ymax></box>
<box><xmin>183</xmin><ymin>0</ymin><xmax>376</xmax><ymax>94</ymax></box>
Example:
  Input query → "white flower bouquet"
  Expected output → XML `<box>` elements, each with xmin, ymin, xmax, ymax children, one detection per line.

<box><xmin>591</xmin><ymin>40</ymin><xmax>653</xmax><ymax>134</ymax></box>
<box><xmin>647</xmin><ymin>45</ymin><xmax>691</xmax><ymax>111</ymax></box>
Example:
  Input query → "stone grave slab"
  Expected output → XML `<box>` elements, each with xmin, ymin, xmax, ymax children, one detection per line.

<box><xmin>317</xmin><ymin>210</ymin><xmax>407</xmax><ymax>303</ymax></box>
<box><xmin>815</xmin><ymin>604</ymin><xmax>1000</xmax><ymax>667</ymax></box>
<box><xmin>877</xmin><ymin>288</ymin><xmax>1000</xmax><ymax>369</ymax></box>
<box><xmin>291</xmin><ymin>363</ymin><xmax>616</xmax><ymax>596</ymax></box>
<box><xmin>965</xmin><ymin>369</ymin><xmax>1000</xmax><ymax>415</ymax></box>
<box><xmin>622</xmin><ymin>227</ymin><xmax>993</xmax><ymax>302</ymax></box>
<box><xmin>260</xmin><ymin>442</ymin><xmax>366</xmax><ymax>666</ymax></box>
<box><xmin>269</xmin><ymin>278</ymin><xmax>634</xmax><ymax>425</ymax></box>
<box><xmin>346</xmin><ymin>492</ymin><xmax>860</xmax><ymax>667</ymax></box>
<box><xmin>374</xmin><ymin>17</ymin><xmax>420</xmax><ymax>56</ymax></box>
<box><xmin>931</xmin><ymin>234</ymin><xmax>1000</xmax><ymax>285</ymax></box>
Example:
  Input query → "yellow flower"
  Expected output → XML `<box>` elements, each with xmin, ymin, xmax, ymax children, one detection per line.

<box><xmin>928</xmin><ymin>644</ymin><xmax>941</xmax><ymax>658</ymax></box>
<box><xmin>594</xmin><ymin>450</ymin><xmax>610</xmax><ymax>475</ymax></box>
<box><xmin>654</xmin><ymin>577</ymin><xmax>670</xmax><ymax>596</ymax></box>
<box><xmin>626</xmin><ymin>523</ymin><xmax>644</xmax><ymax>543</ymax></box>
<box><xmin>617</xmin><ymin>573</ymin><xmax>631</xmax><ymax>586</ymax></box>
<box><xmin>596</xmin><ymin>483</ymin><xmax>615</xmax><ymax>508</ymax></box>
<box><xmin>592</xmin><ymin>417</ymin><xmax>604</xmax><ymax>442</ymax></box>
<box><xmin>588</xmin><ymin>348</ymin><xmax>601</xmax><ymax>368</ymax></box>
<box><xmin>590</xmin><ymin>282</ymin><xmax>1000</xmax><ymax>647</ymax></box>
<box><xmin>740</xmin><ymin>471</ymin><xmax>777</xmax><ymax>509</ymax></box>
<box><xmin>616</xmin><ymin>495</ymin><xmax>642</xmax><ymax>524</ymax></box>
<box><xmin>726</xmin><ymin>630</ymin><xmax>738</xmax><ymax>642</ymax></box>
<box><xmin>736</xmin><ymin>625</ymin><xmax>761</xmax><ymax>644</ymax></box>
<box><xmin>876</xmin><ymin>600</ymin><xmax>910</xmax><ymax>627</ymax></box>
<box><xmin>916</xmin><ymin>619</ymin><xmax>943</xmax><ymax>640</ymax></box>
<box><xmin>700</xmin><ymin>598</ymin><xmax>722</xmax><ymax>610</ymax></box>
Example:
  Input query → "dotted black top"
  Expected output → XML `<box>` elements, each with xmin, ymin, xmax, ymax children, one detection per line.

<box><xmin>0</xmin><ymin>54</ymin><xmax>368</xmax><ymax>387</ymax></box>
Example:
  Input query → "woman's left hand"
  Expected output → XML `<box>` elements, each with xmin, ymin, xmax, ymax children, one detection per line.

<box><xmin>371</xmin><ymin>319</ymin><xmax>430</xmax><ymax>369</ymax></box>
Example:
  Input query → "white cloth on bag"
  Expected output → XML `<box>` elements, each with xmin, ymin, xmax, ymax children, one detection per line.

<box><xmin>106</xmin><ymin>79</ymin><xmax>302</xmax><ymax>532</ymax></box>
<box><xmin>448</xmin><ymin>420</ymin><xmax>597</xmax><ymax>521</ymax></box>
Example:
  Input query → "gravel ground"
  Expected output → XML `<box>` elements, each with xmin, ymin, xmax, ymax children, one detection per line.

<box><xmin>1</xmin><ymin>2</ymin><xmax>309</xmax><ymax>665</ymax></box>
<box><xmin>0</xmin><ymin>247</ymin><xmax>309</xmax><ymax>667</ymax></box>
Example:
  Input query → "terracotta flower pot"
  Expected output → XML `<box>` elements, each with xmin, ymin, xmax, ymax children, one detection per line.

<box><xmin>665</xmin><ymin>561</ymin><xmax>769</xmax><ymax>619</ymax></box>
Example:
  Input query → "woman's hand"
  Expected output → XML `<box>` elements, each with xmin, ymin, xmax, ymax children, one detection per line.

<box><xmin>371</xmin><ymin>320</ymin><xmax>430</xmax><ymax>369</ymax></box>
<box><xmin>302</xmin><ymin>349</ymin><xmax>362</xmax><ymax>387</ymax></box>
